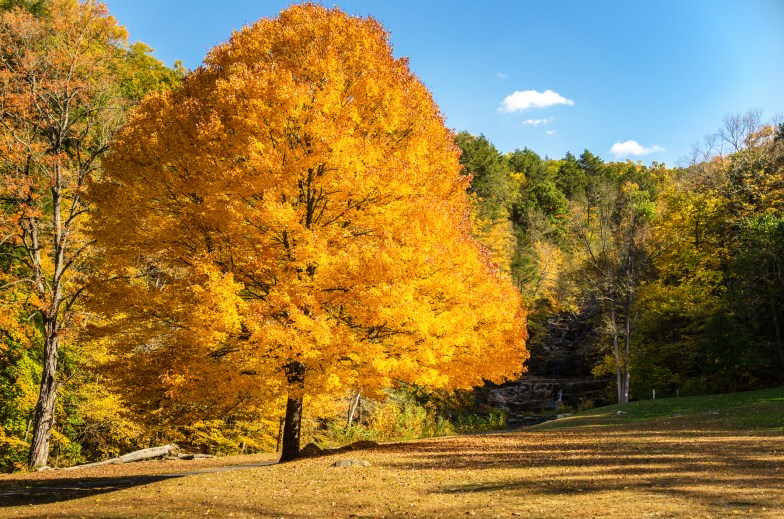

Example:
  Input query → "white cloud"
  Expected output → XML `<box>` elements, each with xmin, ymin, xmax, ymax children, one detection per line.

<box><xmin>496</xmin><ymin>72</ymin><xmax>508</xmax><ymax>80</ymax></box>
<box><xmin>499</xmin><ymin>89</ymin><xmax>574</xmax><ymax>113</ymax></box>
<box><xmin>522</xmin><ymin>117</ymin><xmax>553</xmax><ymax>126</ymax></box>
<box><xmin>610</xmin><ymin>140</ymin><xmax>664</xmax><ymax>157</ymax></box>
<box><xmin>546</xmin><ymin>130</ymin><xmax>557</xmax><ymax>136</ymax></box>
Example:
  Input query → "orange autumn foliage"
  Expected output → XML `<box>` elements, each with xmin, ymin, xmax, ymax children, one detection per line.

<box><xmin>89</xmin><ymin>4</ymin><xmax>527</xmax><ymax>432</ymax></box>
<box><xmin>0</xmin><ymin>0</ymin><xmax>130</xmax><ymax>469</ymax></box>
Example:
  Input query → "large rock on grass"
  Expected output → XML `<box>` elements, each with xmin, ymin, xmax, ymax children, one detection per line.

<box><xmin>299</xmin><ymin>443</ymin><xmax>323</xmax><ymax>458</ymax></box>
<box><xmin>331</xmin><ymin>459</ymin><xmax>371</xmax><ymax>468</ymax></box>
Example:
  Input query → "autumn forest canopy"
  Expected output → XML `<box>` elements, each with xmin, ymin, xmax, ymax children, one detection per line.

<box><xmin>1</xmin><ymin>0</ymin><xmax>783</xmax><ymax>472</ymax></box>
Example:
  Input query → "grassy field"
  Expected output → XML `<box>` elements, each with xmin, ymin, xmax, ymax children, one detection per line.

<box><xmin>538</xmin><ymin>386</ymin><xmax>784</xmax><ymax>431</ymax></box>
<box><xmin>1</xmin><ymin>387</ymin><xmax>783</xmax><ymax>518</ymax></box>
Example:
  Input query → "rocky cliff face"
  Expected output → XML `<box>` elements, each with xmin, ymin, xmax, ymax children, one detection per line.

<box><xmin>480</xmin><ymin>302</ymin><xmax>612</xmax><ymax>424</ymax></box>
<box><xmin>526</xmin><ymin>301</ymin><xmax>604</xmax><ymax>378</ymax></box>
<box><xmin>485</xmin><ymin>376</ymin><xmax>611</xmax><ymax>427</ymax></box>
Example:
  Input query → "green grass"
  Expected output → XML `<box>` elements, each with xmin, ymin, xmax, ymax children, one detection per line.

<box><xmin>536</xmin><ymin>385</ymin><xmax>784</xmax><ymax>431</ymax></box>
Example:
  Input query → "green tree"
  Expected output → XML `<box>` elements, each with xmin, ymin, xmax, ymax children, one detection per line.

<box><xmin>455</xmin><ymin>132</ymin><xmax>517</xmax><ymax>273</ymax></box>
<box><xmin>114</xmin><ymin>42</ymin><xmax>185</xmax><ymax>105</ymax></box>
<box><xmin>456</xmin><ymin>132</ymin><xmax>515</xmax><ymax>219</ymax></box>
<box><xmin>506</xmin><ymin>148</ymin><xmax>569</xmax><ymax>305</ymax></box>
<box><xmin>632</xmin><ymin>175</ymin><xmax>726</xmax><ymax>396</ymax></box>
<box><xmin>635</xmin><ymin>113</ymin><xmax>784</xmax><ymax>396</ymax></box>
<box><xmin>730</xmin><ymin>215</ymin><xmax>784</xmax><ymax>369</ymax></box>
<box><xmin>0</xmin><ymin>0</ymin><xmax>46</xmax><ymax>15</ymax></box>
<box><xmin>573</xmin><ymin>174</ymin><xmax>656</xmax><ymax>403</ymax></box>
<box><xmin>0</xmin><ymin>0</ymin><xmax>131</xmax><ymax>469</ymax></box>
<box><xmin>555</xmin><ymin>152</ymin><xmax>588</xmax><ymax>199</ymax></box>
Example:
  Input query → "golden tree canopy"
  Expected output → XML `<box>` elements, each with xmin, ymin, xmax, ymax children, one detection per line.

<box><xmin>90</xmin><ymin>4</ymin><xmax>527</xmax><ymax>420</ymax></box>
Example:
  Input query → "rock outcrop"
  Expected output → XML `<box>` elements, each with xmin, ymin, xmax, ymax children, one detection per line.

<box><xmin>481</xmin><ymin>302</ymin><xmax>612</xmax><ymax>425</ymax></box>
<box><xmin>486</xmin><ymin>376</ymin><xmax>611</xmax><ymax>427</ymax></box>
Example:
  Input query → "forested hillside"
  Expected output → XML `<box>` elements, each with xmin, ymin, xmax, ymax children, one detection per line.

<box><xmin>1</xmin><ymin>0</ymin><xmax>782</xmax><ymax>473</ymax></box>
<box><xmin>458</xmin><ymin>114</ymin><xmax>784</xmax><ymax>404</ymax></box>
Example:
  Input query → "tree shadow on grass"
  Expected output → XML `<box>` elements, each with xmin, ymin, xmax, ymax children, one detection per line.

<box><xmin>435</xmin><ymin>474</ymin><xmax>782</xmax><ymax>514</ymax></box>
<box><xmin>378</xmin><ymin>428</ymin><xmax>784</xmax><ymax>513</ymax></box>
<box><xmin>0</xmin><ymin>473</ymin><xmax>181</xmax><ymax>507</ymax></box>
<box><xmin>0</xmin><ymin>462</ymin><xmax>275</xmax><ymax>507</ymax></box>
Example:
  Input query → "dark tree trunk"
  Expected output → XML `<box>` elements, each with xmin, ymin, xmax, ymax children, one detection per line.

<box><xmin>28</xmin><ymin>328</ymin><xmax>60</xmax><ymax>469</ymax></box>
<box><xmin>28</xmin><ymin>160</ymin><xmax>66</xmax><ymax>470</ymax></box>
<box><xmin>771</xmin><ymin>299</ymin><xmax>784</xmax><ymax>370</ymax></box>
<box><xmin>609</xmin><ymin>303</ymin><xmax>625</xmax><ymax>404</ymax></box>
<box><xmin>623</xmin><ymin>291</ymin><xmax>632</xmax><ymax>404</ymax></box>
<box><xmin>279</xmin><ymin>361</ymin><xmax>305</xmax><ymax>463</ymax></box>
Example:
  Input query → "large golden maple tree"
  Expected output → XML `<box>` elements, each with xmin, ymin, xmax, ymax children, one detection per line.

<box><xmin>90</xmin><ymin>4</ymin><xmax>527</xmax><ymax>460</ymax></box>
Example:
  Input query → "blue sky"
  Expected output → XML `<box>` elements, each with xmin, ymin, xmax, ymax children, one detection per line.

<box><xmin>103</xmin><ymin>0</ymin><xmax>784</xmax><ymax>166</ymax></box>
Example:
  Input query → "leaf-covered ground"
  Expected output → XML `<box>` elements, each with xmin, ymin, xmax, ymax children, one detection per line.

<box><xmin>1</xmin><ymin>388</ymin><xmax>783</xmax><ymax>518</ymax></box>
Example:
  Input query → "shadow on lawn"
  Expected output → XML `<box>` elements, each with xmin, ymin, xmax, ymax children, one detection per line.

<box><xmin>0</xmin><ymin>473</ymin><xmax>182</xmax><ymax>507</ymax></box>
<box><xmin>379</xmin><ymin>428</ymin><xmax>784</xmax><ymax>513</ymax></box>
<box><xmin>0</xmin><ymin>462</ymin><xmax>275</xmax><ymax>507</ymax></box>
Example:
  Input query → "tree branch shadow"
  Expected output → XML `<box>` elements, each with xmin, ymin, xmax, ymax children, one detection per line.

<box><xmin>0</xmin><ymin>462</ymin><xmax>275</xmax><ymax>507</ymax></box>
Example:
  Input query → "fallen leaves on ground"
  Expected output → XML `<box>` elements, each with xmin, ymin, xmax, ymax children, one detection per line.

<box><xmin>1</xmin><ymin>418</ymin><xmax>782</xmax><ymax>518</ymax></box>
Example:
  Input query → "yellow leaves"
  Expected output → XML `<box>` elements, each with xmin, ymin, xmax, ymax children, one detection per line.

<box><xmin>0</xmin><ymin>427</ymin><xmax>28</xmax><ymax>451</ymax></box>
<box><xmin>187</xmin><ymin>262</ymin><xmax>245</xmax><ymax>344</ymax></box>
<box><xmin>468</xmin><ymin>192</ymin><xmax>516</xmax><ymax>275</ymax></box>
<box><xmin>0</xmin><ymin>289</ymin><xmax>35</xmax><ymax>351</ymax></box>
<box><xmin>326</xmin><ymin>373</ymin><xmax>342</xmax><ymax>391</ymax></box>
<box><xmin>91</xmin><ymin>3</ymin><xmax>527</xmax><ymax>428</ymax></box>
<box><xmin>524</xmin><ymin>239</ymin><xmax>568</xmax><ymax>308</ymax></box>
<box><xmin>621</xmin><ymin>180</ymin><xmax>640</xmax><ymax>194</ymax></box>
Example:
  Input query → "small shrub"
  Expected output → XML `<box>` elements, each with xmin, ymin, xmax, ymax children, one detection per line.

<box><xmin>183</xmin><ymin>418</ymin><xmax>277</xmax><ymax>455</ymax></box>
<box><xmin>49</xmin><ymin>429</ymin><xmax>83</xmax><ymax>468</ymax></box>
<box><xmin>0</xmin><ymin>429</ymin><xmax>28</xmax><ymax>472</ymax></box>
<box><xmin>303</xmin><ymin>389</ymin><xmax>510</xmax><ymax>449</ymax></box>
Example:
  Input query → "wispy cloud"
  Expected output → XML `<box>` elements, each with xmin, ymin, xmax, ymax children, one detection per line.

<box><xmin>499</xmin><ymin>89</ymin><xmax>574</xmax><ymax>113</ymax></box>
<box><xmin>522</xmin><ymin>117</ymin><xmax>553</xmax><ymax>126</ymax></box>
<box><xmin>546</xmin><ymin>130</ymin><xmax>557</xmax><ymax>136</ymax></box>
<box><xmin>610</xmin><ymin>140</ymin><xmax>664</xmax><ymax>157</ymax></box>
<box><xmin>496</xmin><ymin>72</ymin><xmax>508</xmax><ymax>80</ymax></box>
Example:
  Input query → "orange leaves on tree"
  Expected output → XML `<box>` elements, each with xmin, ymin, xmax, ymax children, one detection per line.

<box><xmin>0</xmin><ymin>0</ymin><xmax>134</xmax><ymax>469</ymax></box>
<box><xmin>89</xmin><ymin>4</ymin><xmax>527</xmax><ymax>455</ymax></box>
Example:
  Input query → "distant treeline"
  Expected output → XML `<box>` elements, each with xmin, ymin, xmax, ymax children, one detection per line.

<box><xmin>457</xmin><ymin>112</ymin><xmax>784</xmax><ymax>403</ymax></box>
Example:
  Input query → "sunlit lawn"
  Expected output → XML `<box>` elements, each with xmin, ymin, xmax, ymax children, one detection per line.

<box><xmin>2</xmin><ymin>388</ymin><xmax>783</xmax><ymax>518</ymax></box>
